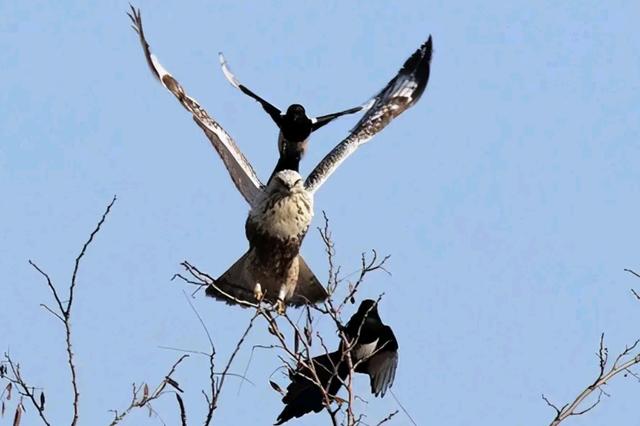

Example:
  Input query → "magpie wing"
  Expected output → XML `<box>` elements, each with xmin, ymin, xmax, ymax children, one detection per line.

<box><xmin>311</xmin><ymin>105</ymin><xmax>363</xmax><ymax>131</ymax></box>
<box><xmin>365</xmin><ymin>325</ymin><xmax>399</xmax><ymax>397</ymax></box>
<box><xmin>219</xmin><ymin>53</ymin><xmax>283</xmax><ymax>125</ymax></box>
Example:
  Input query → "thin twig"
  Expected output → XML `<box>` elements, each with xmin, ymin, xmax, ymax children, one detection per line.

<box><xmin>204</xmin><ymin>312</ymin><xmax>258</xmax><ymax>426</ymax></box>
<box><xmin>108</xmin><ymin>355</ymin><xmax>188</xmax><ymax>426</ymax></box>
<box><xmin>375</xmin><ymin>410</ymin><xmax>399</xmax><ymax>426</ymax></box>
<box><xmin>217</xmin><ymin>313</ymin><xmax>258</xmax><ymax>393</ymax></box>
<box><xmin>28</xmin><ymin>261</ymin><xmax>64</xmax><ymax>317</ymax></box>
<box><xmin>23</xmin><ymin>196</ymin><xmax>116</xmax><ymax>426</ymax></box>
<box><xmin>2</xmin><ymin>354</ymin><xmax>50</xmax><ymax>426</ymax></box>
<box><xmin>389</xmin><ymin>390</ymin><xmax>417</xmax><ymax>426</ymax></box>
<box><xmin>177</xmin><ymin>261</ymin><xmax>259</xmax><ymax>309</ymax></box>
<box><xmin>624</xmin><ymin>269</ymin><xmax>640</xmax><ymax>300</ymax></box>
<box><xmin>39</xmin><ymin>304</ymin><xmax>64</xmax><ymax>323</ymax></box>
<box><xmin>624</xmin><ymin>268</ymin><xmax>640</xmax><ymax>279</ymax></box>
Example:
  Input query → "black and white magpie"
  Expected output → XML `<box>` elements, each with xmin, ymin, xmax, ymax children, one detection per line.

<box><xmin>275</xmin><ymin>299</ymin><xmax>398</xmax><ymax>424</ymax></box>
<box><xmin>219</xmin><ymin>53</ymin><xmax>362</xmax><ymax>179</ymax></box>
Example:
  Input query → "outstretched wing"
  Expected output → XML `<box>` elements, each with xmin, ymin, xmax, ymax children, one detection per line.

<box><xmin>311</xmin><ymin>106</ymin><xmax>363</xmax><ymax>131</ymax></box>
<box><xmin>304</xmin><ymin>36</ymin><xmax>433</xmax><ymax>194</ymax></box>
<box><xmin>359</xmin><ymin>325</ymin><xmax>399</xmax><ymax>398</ymax></box>
<box><xmin>219</xmin><ymin>53</ymin><xmax>283</xmax><ymax>125</ymax></box>
<box><xmin>128</xmin><ymin>7</ymin><xmax>264</xmax><ymax>207</ymax></box>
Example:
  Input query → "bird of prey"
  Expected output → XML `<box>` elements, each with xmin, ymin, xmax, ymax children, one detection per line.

<box><xmin>213</xmin><ymin>168</ymin><xmax>325</xmax><ymax>310</ymax></box>
<box><xmin>275</xmin><ymin>299</ymin><xmax>398</xmax><ymax>424</ymax></box>
<box><xmin>219</xmin><ymin>53</ymin><xmax>362</xmax><ymax>179</ymax></box>
<box><xmin>128</xmin><ymin>7</ymin><xmax>432</xmax><ymax>311</ymax></box>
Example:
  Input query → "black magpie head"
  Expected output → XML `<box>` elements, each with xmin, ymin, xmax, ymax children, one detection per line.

<box><xmin>347</xmin><ymin>299</ymin><xmax>381</xmax><ymax>328</ymax></box>
<box><xmin>281</xmin><ymin>104</ymin><xmax>313</xmax><ymax>142</ymax></box>
<box><xmin>357</xmin><ymin>299</ymin><xmax>379</xmax><ymax>317</ymax></box>
<box><xmin>344</xmin><ymin>299</ymin><xmax>383</xmax><ymax>339</ymax></box>
<box><xmin>285</xmin><ymin>104</ymin><xmax>307</xmax><ymax>120</ymax></box>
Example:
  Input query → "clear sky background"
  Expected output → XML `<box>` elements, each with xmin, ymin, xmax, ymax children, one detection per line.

<box><xmin>1</xmin><ymin>1</ymin><xmax>639</xmax><ymax>425</ymax></box>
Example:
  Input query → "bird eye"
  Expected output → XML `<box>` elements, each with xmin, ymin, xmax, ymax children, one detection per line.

<box><xmin>294</xmin><ymin>179</ymin><xmax>302</xmax><ymax>186</ymax></box>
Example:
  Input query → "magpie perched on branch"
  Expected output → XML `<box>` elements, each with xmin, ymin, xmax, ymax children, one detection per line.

<box><xmin>275</xmin><ymin>299</ymin><xmax>399</xmax><ymax>424</ymax></box>
<box><xmin>219</xmin><ymin>53</ymin><xmax>362</xmax><ymax>179</ymax></box>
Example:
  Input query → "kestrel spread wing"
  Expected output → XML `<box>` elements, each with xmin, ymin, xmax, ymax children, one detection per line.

<box><xmin>304</xmin><ymin>36</ymin><xmax>433</xmax><ymax>195</ymax></box>
<box><xmin>129</xmin><ymin>7</ymin><xmax>264</xmax><ymax>207</ymax></box>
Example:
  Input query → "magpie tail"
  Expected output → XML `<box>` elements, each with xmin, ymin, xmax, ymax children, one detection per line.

<box><xmin>275</xmin><ymin>351</ymin><xmax>348</xmax><ymax>424</ymax></box>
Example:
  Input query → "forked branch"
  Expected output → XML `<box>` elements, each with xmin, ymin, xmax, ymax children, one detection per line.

<box><xmin>10</xmin><ymin>196</ymin><xmax>116</xmax><ymax>426</ymax></box>
<box><xmin>543</xmin><ymin>333</ymin><xmax>640</xmax><ymax>425</ymax></box>
<box><xmin>1</xmin><ymin>353</ymin><xmax>49</xmax><ymax>426</ymax></box>
<box><xmin>108</xmin><ymin>355</ymin><xmax>189</xmax><ymax>426</ymax></box>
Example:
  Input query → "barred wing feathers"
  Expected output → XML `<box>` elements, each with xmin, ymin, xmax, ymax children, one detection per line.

<box><xmin>304</xmin><ymin>36</ymin><xmax>433</xmax><ymax>194</ymax></box>
<box><xmin>129</xmin><ymin>7</ymin><xmax>264</xmax><ymax>207</ymax></box>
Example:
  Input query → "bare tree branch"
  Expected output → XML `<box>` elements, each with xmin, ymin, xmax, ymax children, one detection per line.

<box><xmin>69</xmin><ymin>195</ymin><xmax>117</xmax><ymax>314</ymax></box>
<box><xmin>17</xmin><ymin>196</ymin><xmax>116</xmax><ymax>426</ymax></box>
<box><xmin>8</xmin><ymin>195</ymin><xmax>403</xmax><ymax>425</ymax></box>
<box><xmin>2</xmin><ymin>354</ymin><xmax>50</xmax><ymax>426</ymax></box>
<box><xmin>339</xmin><ymin>250</ymin><xmax>391</xmax><ymax>311</ymax></box>
<box><xmin>175</xmin><ymin>261</ymin><xmax>259</xmax><ymax>309</ymax></box>
<box><xmin>625</xmin><ymin>269</ymin><xmax>640</xmax><ymax>300</ymax></box>
<box><xmin>624</xmin><ymin>268</ymin><xmax>640</xmax><ymax>279</ymax></box>
<box><xmin>175</xmin><ymin>393</ymin><xmax>187</xmax><ymax>426</ymax></box>
<box><xmin>375</xmin><ymin>410</ymin><xmax>399</xmax><ymax>426</ymax></box>
<box><xmin>39</xmin><ymin>304</ymin><xmax>64</xmax><ymax>323</ymax></box>
<box><xmin>541</xmin><ymin>394</ymin><xmax>561</xmax><ymax>416</ymax></box>
<box><xmin>108</xmin><ymin>354</ymin><xmax>188</xmax><ymax>426</ymax></box>
<box><xmin>318</xmin><ymin>211</ymin><xmax>340</xmax><ymax>295</ymax></box>
<box><xmin>544</xmin><ymin>333</ymin><xmax>640</xmax><ymax>425</ymax></box>
<box><xmin>203</xmin><ymin>312</ymin><xmax>258</xmax><ymax>426</ymax></box>
<box><xmin>28</xmin><ymin>261</ymin><xmax>65</xmax><ymax>318</ymax></box>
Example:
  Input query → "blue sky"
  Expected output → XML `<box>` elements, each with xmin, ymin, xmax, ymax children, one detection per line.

<box><xmin>1</xmin><ymin>1</ymin><xmax>640</xmax><ymax>425</ymax></box>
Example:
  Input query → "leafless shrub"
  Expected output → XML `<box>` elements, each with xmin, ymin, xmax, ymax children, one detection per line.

<box><xmin>15</xmin><ymin>200</ymin><xmax>640</xmax><ymax>426</ymax></box>
<box><xmin>2</xmin><ymin>200</ymin><xmax>401</xmax><ymax>425</ymax></box>
<box><xmin>0</xmin><ymin>199</ymin><xmax>256</xmax><ymax>425</ymax></box>
<box><xmin>1</xmin><ymin>196</ymin><xmax>116</xmax><ymax>426</ymax></box>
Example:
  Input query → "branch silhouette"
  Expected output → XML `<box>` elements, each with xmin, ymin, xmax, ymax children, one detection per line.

<box><xmin>542</xmin><ymin>271</ymin><xmax>640</xmax><ymax>426</ymax></box>
<box><xmin>1</xmin><ymin>196</ymin><xmax>116</xmax><ymax>426</ymax></box>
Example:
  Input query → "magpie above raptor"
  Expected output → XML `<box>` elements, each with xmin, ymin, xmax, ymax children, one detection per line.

<box><xmin>219</xmin><ymin>53</ymin><xmax>362</xmax><ymax>179</ymax></box>
<box><xmin>128</xmin><ymin>7</ymin><xmax>432</xmax><ymax>311</ymax></box>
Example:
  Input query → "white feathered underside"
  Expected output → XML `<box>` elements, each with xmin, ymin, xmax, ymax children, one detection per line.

<box><xmin>304</xmin><ymin>36</ymin><xmax>432</xmax><ymax>195</ymax></box>
<box><xmin>353</xmin><ymin>340</ymin><xmax>379</xmax><ymax>360</ymax></box>
<box><xmin>218</xmin><ymin>52</ymin><xmax>241</xmax><ymax>89</ymax></box>
<box><xmin>251</xmin><ymin>191</ymin><xmax>313</xmax><ymax>240</ymax></box>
